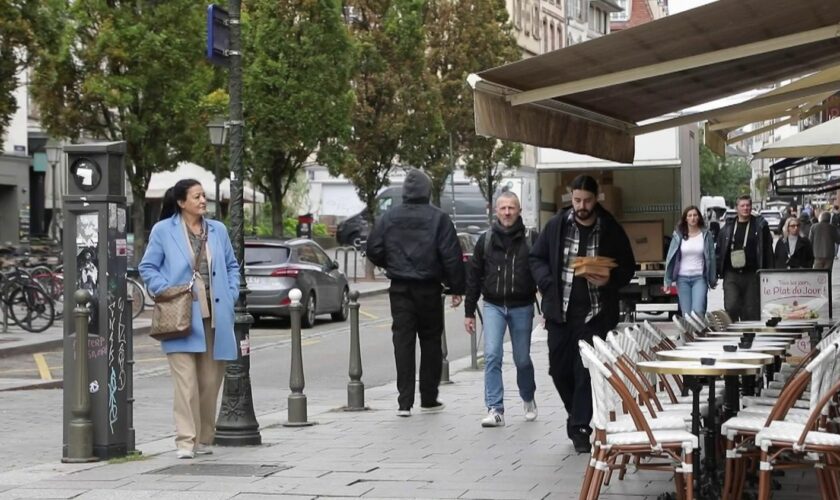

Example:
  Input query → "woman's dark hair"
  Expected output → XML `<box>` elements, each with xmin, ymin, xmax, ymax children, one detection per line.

<box><xmin>159</xmin><ymin>178</ymin><xmax>202</xmax><ymax>221</ymax></box>
<box><xmin>678</xmin><ymin>205</ymin><xmax>705</xmax><ymax>239</ymax></box>
<box><xmin>569</xmin><ymin>174</ymin><xmax>599</xmax><ymax>195</ymax></box>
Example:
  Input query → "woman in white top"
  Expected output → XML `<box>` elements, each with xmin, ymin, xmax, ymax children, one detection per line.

<box><xmin>664</xmin><ymin>206</ymin><xmax>717</xmax><ymax>315</ymax></box>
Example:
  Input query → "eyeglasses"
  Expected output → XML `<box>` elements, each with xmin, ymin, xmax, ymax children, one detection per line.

<box><xmin>789</xmin><ymin>224</ymin><xmax>800</xmax><ymax>227</ymax></box>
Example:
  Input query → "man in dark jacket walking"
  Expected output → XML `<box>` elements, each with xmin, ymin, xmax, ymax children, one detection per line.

<box><xmin>367</xmin><ymin>168</ymin><xmax>466</xmax><ymax>417</ymax></box>
<box><xmin>716</xmin><ymin>195</ymin><xmax>774</xmax><ymax>321</ymax></box>
<box><xmin>529</xmin><ymin>175</ymin><xmax>635</xmax><ymax>453</ymax></box>
<box><xmin>465</xmin><ymin>192</ymin><xmax>538</xmax><ymax>428</ymax></box>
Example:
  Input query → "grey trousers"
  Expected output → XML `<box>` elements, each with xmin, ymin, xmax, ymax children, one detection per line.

<box><xmin>723</xmin><ymin>269</ymin><xmax>760</xmax><ymax>321</ymax></box>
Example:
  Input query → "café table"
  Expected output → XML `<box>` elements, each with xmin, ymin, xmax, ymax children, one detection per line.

<box><xmin>637</xmin><ymin>360</ymin><xmax>761</xmax><ymax>499</ymax></box>
<box><xmin>725</xmin><ymin>319</ymin><xmax>835</xmax><ymax>348</ymax></box>
<box><xmin>676</xmin><ymin>343</ymin><xmax>788</xmax><ymax>392</ymax></box>
<box><xmin>704</xmin><ymin>330</ymin><xmax>802</xmax><ymax>339</ymax></box>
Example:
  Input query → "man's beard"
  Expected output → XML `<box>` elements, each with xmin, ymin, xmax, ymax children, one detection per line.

<box><xmin>575</xmin><ymin>209</ymin><xmax>592</xmax><ymax>221</ymax></box>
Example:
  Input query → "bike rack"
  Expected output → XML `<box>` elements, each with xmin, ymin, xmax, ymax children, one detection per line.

<box><xmin>334</xmin><ymin>246</ymin><xmax>359</xmax><ymax>283</ymax></box>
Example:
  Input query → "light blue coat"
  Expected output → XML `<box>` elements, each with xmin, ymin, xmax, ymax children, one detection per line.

<box><xmin>139</xmin><ymin>214</ymin><xmax>240</xmax><ymax>360</ymax></box>
<box><xmin>664</xmin><ymin>228</ymin><xmax>717</xmax><ymax>289</ymax></box>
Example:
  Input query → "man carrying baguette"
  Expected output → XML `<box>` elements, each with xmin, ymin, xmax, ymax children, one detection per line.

<box><xmin>529</xmin><ymin>174</ymin><xmax>635</xmax><ymax>453</ymax></box>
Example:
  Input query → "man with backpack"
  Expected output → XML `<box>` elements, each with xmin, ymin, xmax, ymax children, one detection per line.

<box><xmin>464</xmin><ymin>191</ymin><xmax>538</xmax><ymax>428</ymax></box>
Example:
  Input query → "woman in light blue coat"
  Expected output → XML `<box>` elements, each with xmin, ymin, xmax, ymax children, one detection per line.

<box><xmin>664</xmin><ymin>205</ymin><xmax>717</xmax><ymax>315</ymax></box>
<box><xmin>139</xmin><ymin>179</ymin><xmax>239</xmax><ymax>459</ymax></box>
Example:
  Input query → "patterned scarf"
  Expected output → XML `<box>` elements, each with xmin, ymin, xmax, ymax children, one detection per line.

<box><xmin>560</xmin><ymin>211</ymin><xmax>602</xmax><ymax>323</ymax></box>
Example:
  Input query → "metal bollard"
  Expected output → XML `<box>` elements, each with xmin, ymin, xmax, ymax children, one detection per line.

<box><xmin>63</xmin><ymin>290</ymin><xmax>99</xmax><ymax>463</ymax></box>
<box><xmin>284</xmin><ymin>288</ymin><xmax>314</xmax><ymax>426</ymax></box>
<box><xmin>345</xmin><ymin>291</ymin><xmax>368</xmax><ymax>411</ymax></box>
<box><xmin>440</xmin><ymin>294</ymin><xmax>452</xmax><ymax>385</ymax></box>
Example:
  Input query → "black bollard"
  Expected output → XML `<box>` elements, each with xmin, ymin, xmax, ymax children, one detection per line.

<box><xmin>63</xmin><ymin>290</ymin><xmax>99</xmax><ymax>463</ymax></box>
<box><xmin>440</xmin><ymin>293</ymin><xmax>452</xmax><ymax>384</ymax></box>
<box><xmin>345</xmin><ymin>291</ymin><xmax>367</xmax><ymax>411</ymax></box>
<box><xmin>285</xmin><ymin>289</ymin><xmax>314</xmax><ymax>426</ymax></box>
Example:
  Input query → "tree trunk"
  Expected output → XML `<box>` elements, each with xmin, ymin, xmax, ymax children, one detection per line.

<box><xmin>271</xmin><ymin>195</ymin><xmax>284</xmax><ymax>237</ymax></box>
<box><xmin>131</xmin><ymin>191</ymin><xmax>146</xmax><ymax>267</ymax></box>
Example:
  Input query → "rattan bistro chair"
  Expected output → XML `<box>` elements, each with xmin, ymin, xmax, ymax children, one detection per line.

<box><xmin>578</xmin><ymin>340</ymin><xmax>696</xmax><ymax>500</ymax></box>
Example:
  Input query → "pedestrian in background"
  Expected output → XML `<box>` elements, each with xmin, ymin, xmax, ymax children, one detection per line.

<box><xmin>773</xmin><ymin>217</ymin><xmax>814</xmax><ymax>269</ymax></box>
<box><xmin>139</xmin><ymin>179</ymin><xmax>240</xmax><ymax>459</ymax></box>
<box><xmin>366</xmin><ymin>168</ymin><xmax>465</xmax><ymax>417</ymax></box>
<box><xmin>464</xmin><ymin>192</ymin><xmax>537</xmax><ymax>428</ymax></box>
<box><xmin>664</xmin><ymin>205</ymin><xmax>717</xmax><ymax>316</ymax></box>
<box><xmin>716</xmin><ymin>195</ymin><xmax>774</xmax><ymax>321</ymax></box>
<box><xmin>809</xmin><ymin>212</ymin><xmax>839</xmax><ymax>270</ymax></box>
<box><xmin>798</xmin><ymin>211</ymin><xmax>813</xmax><ymax>238</ymax></box>
<box><xmin>529</xmin><ymin>174</ymin><xmax>635</xmax><ymax>453</ymax></box>
<box><xmin>830</xmin><ymin>205</ymin><xmax>840</xmax><ymax>259</ymax></box>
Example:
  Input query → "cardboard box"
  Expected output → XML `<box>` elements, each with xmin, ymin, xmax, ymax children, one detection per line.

<box><xmin>622</xmin><ymin>220</ymin><xmax>664</xmax><ymax>263</ymax></box>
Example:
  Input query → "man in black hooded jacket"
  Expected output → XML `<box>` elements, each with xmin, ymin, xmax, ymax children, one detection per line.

<box><xmin>367</xmin><ymin>168</ymin><xmax>466</xmax><ymax>417</ymax></box>
<box><xmin>529</xmin><ymin>175</ymin><xmax>635</xmax><ymax>453</ymax></box>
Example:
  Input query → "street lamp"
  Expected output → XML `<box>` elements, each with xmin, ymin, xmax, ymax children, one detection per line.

<box><xmin>207</xmin><ymin>119</ymin><xmax>228</xmax><ymax>219</ymax></box>
<box><xmin>45</xmin><ymin>139</ymin><xmax>62</xmax><ymax>241</ymax></box>
<box><xmin>213</xmin><ymin>0</ymin><xmax>261</xmax><ymax>447</ymax></box>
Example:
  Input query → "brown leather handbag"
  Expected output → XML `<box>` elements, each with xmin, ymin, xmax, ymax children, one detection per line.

<box><xmin>149</xmin><ymin>233</ymin><xmax>205</xmax><ymax>341</ymax></box>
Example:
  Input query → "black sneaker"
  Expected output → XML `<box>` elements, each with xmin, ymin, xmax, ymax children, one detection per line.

<box><xmin>420</xmin><ymin>401</ymin><xmax>445</xmax><ymax>413</ymax></box>
<box><xmin>570</xmin><ymin>429</ymin><xmax>591</xmax><ymax>454</ymax></box>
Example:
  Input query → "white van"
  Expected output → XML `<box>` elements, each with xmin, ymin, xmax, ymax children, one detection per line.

<box><xmin>700</xmin><ymin>196</ymin><xmax>728</xmax><ymax>221</ymax></box>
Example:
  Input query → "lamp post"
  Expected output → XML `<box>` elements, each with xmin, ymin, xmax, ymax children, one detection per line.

<box><xmin>214</xmin><ymin>0</ymin><xmax>261</xmax><ymax>446</ymax></box>
<box><xmin>45</xmin><ymin>140</ymin><xmax>62</xmax><ymax>241</ymax></box>
<box><xmin>207</xmin><ymin>119</ymin><xmax>228</xmax><ymax>219</ymax></box>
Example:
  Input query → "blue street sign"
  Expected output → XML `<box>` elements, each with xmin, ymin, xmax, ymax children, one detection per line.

<box><xmin>206</xmin><ymin>4</ymin><xmax>230</xmax><ymax>66</ymax></box>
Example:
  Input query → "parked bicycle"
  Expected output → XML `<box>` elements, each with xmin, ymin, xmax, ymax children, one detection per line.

<box><xmin>0</xmin><ymin>269</ymin><xmax>55</xmax><ymax>333</ymax></box>
<box><xmin>127</xmin><ymin>268</ymin><xmax>153</xmax><ymax>319</ymax></box>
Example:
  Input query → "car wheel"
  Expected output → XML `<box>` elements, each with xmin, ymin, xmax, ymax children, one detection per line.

<box><xmin>331</xmin><ymin>288</ymin><xmax>349</xmax><ymax>322</ymax></box>
<box><xmin>302</xmin><ymin>292</ymin><xmax>316</xmax><ymax>328</ymax></box>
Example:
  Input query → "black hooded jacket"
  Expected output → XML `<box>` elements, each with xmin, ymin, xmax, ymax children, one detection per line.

<box><xmin>529</xmin><ymin>205</ymin><xmax>635</xmax><ymax>330</ymax></box>
<box><xmin>464</xmin><ymin>217</ymin><xmax>536</xmax><ymax>317</ymax></box>
<box><xmin>366</xmin><ymin>169</ymin><xmax>466</xmax><ymax>294</ymax></box>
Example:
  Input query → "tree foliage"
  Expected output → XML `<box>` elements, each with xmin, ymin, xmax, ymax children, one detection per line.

<box><xmin>331</xmin><ymin>0</ymin><xmax>428</xmax><ymax>222</ymax></box>
<box><xmin>423</xmin><ymin>0</ymin><xmax>522</xmax><ymax>207</ymax></box>
<box><xmin>243</xmin><ymin>0</ymin><xmax>355</xmax><ymax>236</ymax></box>
<box><xmin>0</xmin><ymin>0</ymin><xmax>64</xmax><ymax>142</ymax></box>
<box><xmin>699</xmin><ymin>144</ymin><xmax>752</xmax><ymax>206</ymax></box>
<box><xmin>30</xmin><ymin>0</ymin><xmax>213</xmax><ymax>257</ymax></box>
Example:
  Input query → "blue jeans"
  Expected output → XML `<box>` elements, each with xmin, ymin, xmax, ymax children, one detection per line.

<box><xmin>483</xmin><ymin>302</ymin><xmax>536</xmax><ymax>412</ymax></box>
<box><xmin>676</xmin><ymin>274</ymin><xmax>708</xmax><ymax>316</ymax></box>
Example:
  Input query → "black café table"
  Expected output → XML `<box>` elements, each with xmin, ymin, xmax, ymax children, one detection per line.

<box><xmin>637</xmin><ymin>360</ymin><xmax>761</xmax><ymax>499</ymax></box>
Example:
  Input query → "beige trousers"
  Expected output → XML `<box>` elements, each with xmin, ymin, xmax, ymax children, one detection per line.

<box><xmin>814</xmin><ymin>258</ymin><xmax>833</xmax><ymax>270</ymax></box>
<box><xmin>167</xmin><ymin>318</ymin><xmax>225</xmax><ymax>451</ymax></box>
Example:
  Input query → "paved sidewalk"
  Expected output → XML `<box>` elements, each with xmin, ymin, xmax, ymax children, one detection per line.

<box><xmin>0</xmin><ymin>327</ymin><xmax>820</xmax><ymax>499</ymax></box>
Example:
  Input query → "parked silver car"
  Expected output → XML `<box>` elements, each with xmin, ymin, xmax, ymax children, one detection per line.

<box><xmin>244</xmin><ymin>239</ymin><xmax>349</xmax><ymax>328</ymax></box>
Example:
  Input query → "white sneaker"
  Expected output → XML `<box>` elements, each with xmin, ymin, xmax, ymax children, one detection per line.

<box><xmin>481</xmin><ymin>409</ymin><xmax>505</xmax><ymax>427</ymax></box>
<box><xmin>524</xmin><ymin>399</ymin><xmax>538</xmax><ymax>422</ymax></box>
<box><xmin>194</xmin><ymin>444</ymin><xmax>213</xmax><ymax>455</ymax></box>
<box><xmin>396</xmin><ymin>409</ymin><xmax>411</xmax><ymax>417</ymax></box>
<box><xmin>176</xmin><ymin>448</ymin><xmax>195</xmax><ymax>459</ymax></box>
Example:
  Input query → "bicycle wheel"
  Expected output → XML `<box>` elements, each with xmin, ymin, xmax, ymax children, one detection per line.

<box><xmin>30</xmin><ymin>271</ymin><xmax>64</xmax><ymax>317</ymax></box>
<box><xmin>8</xmin><ymin>285</ymin><xmax>55</xmax><ymax>333</ymax></box>
<box><xmin>127</xmin><ymin>279</ymin><xmax>145</xmax><ymax>319</ymax></box>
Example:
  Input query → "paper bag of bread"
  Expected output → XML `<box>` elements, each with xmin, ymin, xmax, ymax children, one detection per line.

<box><xmin>572</xmin><ymin>256</ymin><xmax>617</xmax><ymax>278</ymax></box>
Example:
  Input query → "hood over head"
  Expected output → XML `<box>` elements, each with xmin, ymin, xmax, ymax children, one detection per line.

<box><xmin>402</xmin><ymin>168</ymin><xmax>432</xmax><ymax>203</ymax></box>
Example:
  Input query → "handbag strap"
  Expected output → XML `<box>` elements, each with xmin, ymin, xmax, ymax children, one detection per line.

<box><xmin>188</xmin><ymin>222</ymin><xmax>208</xmax><ymax>289</ymax></box>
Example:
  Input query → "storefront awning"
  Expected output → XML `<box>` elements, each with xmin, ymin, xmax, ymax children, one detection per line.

<box><xmin>755</xmin><ymin>117</ymin><xmax>840</xmax><ymax>159</ymax></box>
<box><xmin>470</xmin><ymin>0</ymin><xmax>840</xmax><ymax>163</ymax></box>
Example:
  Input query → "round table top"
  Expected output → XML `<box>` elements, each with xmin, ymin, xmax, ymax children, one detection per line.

<box><xmin>637</xmin><ymin>360</ymin><xmax>762</xmax><ymax>376</ymax></box>
<box><xmin>725</xmin><ymin>322</ymin><xmax>816</xmax><ymax>333</ymax></box>
<box><xmin>656</xmin><ymin>349</ymin><xmax>773</xmax><ymax>365</ymax></box>
<box><xmin>676</xmin><ymin>344</ymin><xmax>787</xmax><ymax>355</ymax></box>
<box><xmin>688</xmin><ymin>337</ymin><xmax>790</xmax><ymax>345</ymax></box>
<box><xmin>705</xmin><ymin>331</ymin><xmax>802</xmax><ymax>338</ymax></box>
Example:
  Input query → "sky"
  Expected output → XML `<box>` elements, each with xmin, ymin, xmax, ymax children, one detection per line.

<box><xmin>668</xmin><ymin>0</ymin><xmax>716</xmax><ymax>15</ymax></box>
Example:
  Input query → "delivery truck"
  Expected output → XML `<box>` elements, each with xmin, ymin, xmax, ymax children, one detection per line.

<box><xmin>535</xmin><ymin>124</ymin><xmax>700</xmax><ymax>320</ymax></box>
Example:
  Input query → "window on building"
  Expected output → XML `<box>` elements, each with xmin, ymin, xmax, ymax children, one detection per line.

<box><xmin>611</xmin><ymin>0</ymin><xmax>630</xmax><ymax>21</ymax></box>
<box><xmin>514</xmin><ymin>0</ymin><xmax>522</xmax><ymax>29</ymax></box>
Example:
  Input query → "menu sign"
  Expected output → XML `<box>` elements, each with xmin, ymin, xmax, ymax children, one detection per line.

<box><xmin>758</xmin><ymin>269</ymin><xmax>832</xmax><ymax>320</ymax></box>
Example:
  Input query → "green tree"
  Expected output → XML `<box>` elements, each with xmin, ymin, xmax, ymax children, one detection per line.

<box><xmin>699</xmin><ymin>144</ymin><xmax>752</xmax><ymax>205</ymax></box>
<box><xmin>0</xmin><ymin>0</ymin><xmax>64</xmax><ymax>141</ymax></box>
<box><xmin>244</xmin><ymin>0</ymin><xmax>355</xmax><ymax>236</ymax></box>
<box><xmin>423</xmin><ymin>0</ymin><xmax>522</xmax><ymax>211</ymax></box>
<box><xmin>332</xmin><ymin>0</ymin><xmax>428</xmax><ymax>229</ymax></box>
<box><xmin>30</xmin><ymin>1</ymin><xmax>214</xmax><ymax>258</ymax></box>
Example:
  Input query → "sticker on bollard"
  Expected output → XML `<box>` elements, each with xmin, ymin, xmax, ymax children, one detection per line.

<box><xmin>240</xmin><ymin>337</ymin><xmax>251</xmax><ymax>356</ymax></box>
